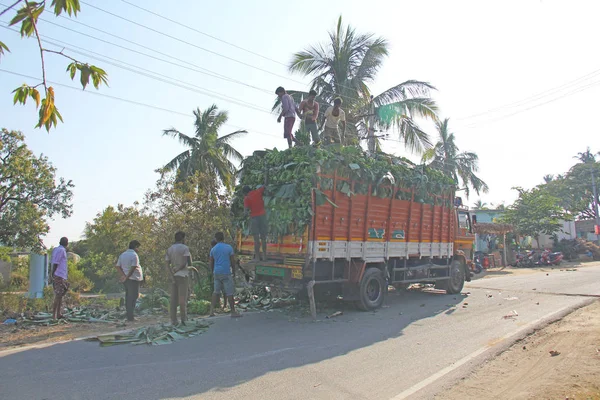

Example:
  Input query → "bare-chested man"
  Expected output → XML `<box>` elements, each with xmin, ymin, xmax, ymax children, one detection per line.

<box><xmin>298</xmin><ymin>90</ymin><xmax>320</xmax><ymax>144</ymax></box>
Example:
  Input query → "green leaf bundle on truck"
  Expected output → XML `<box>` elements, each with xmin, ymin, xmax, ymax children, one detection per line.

<box><xmin>232</xmin><ymin>146</ymin><xmax>475</xmax><ymax>316</ymax></box>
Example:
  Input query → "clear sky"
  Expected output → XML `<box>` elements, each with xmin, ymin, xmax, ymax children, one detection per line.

<box><xmin>1</xmin><ymin>0</ymin><xmax>599</xmax><ymax>246</ymax></box>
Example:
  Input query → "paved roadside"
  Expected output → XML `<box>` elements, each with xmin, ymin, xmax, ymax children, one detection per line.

<box><xmin>437</xmin><ymin>300</ymin><xmax>600</xmax><ymax>400</ymax></box>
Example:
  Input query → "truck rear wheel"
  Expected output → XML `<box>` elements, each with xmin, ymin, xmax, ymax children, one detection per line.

<box><xmin>435</xmin><ymin>260</ymin><xmax>465</xmax><ymax>294</ymax></box>
<box><xmin>355</xmin><ymin>268</ymin><xmax>386</xmax><ymax>311</ymax></box>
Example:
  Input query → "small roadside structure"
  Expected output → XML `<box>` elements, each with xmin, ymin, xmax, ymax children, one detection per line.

<box><xmin>473</xmin><ymin>222</ymin><xmax>514</xmax><ymax>267</ymax></box>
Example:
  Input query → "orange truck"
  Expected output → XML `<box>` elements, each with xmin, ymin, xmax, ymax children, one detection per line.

<box><xmin>238</xmin><ymin>170</ymin><xmax>475</xmax><ymax>317</ymax></box>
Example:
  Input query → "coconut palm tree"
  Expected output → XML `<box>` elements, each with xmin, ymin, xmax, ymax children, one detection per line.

<box><xmin>472</xmin><ymin>199</ymin><xmax>488</xmax><ymax>210</ymax></box>
<box><xmin>422</xmin><ymin>118</ymin><xmax>488</xmax><ymax>197</ymax></box>
<box><xmin>277</xmin><ymin>16</ymin><xmax>437</xmax><ymax>152</ymax></box>
<box><xmin>162</xmin><ymin>105</ymin><xmax>246</xmax><ymax>190</ymax></box>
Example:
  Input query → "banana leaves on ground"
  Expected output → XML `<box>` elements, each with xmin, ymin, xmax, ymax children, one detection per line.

<box><xmin>232</xmin><ymin>145</ymin><xmax>455</xmax><ymax>237</ymax></box>
<box><xmin>88</xmin><ymin>320</ymin><xmax>211</xmax><ymax>347</ymax></box>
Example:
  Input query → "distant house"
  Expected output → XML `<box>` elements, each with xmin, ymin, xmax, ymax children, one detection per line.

<box><xmin>575</xmin><ymin>219</ymin><xmax>599</xmax><ymax>242</ymax></box>
<box><xmin>471</xmin><ymin>209</ymin><xmax>505</xmax><ymax>252</ymax></box>
<box><xmin>471</xmin><ymin>209</ymin><xmax>576</xmax><ymax>250</ymax></box>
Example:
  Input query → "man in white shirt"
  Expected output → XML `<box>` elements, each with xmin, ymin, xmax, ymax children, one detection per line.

<box><xmin>116</xmin><ymin>240</ymin><xmax>143</xmax><ymax>322</ymax></box>
<box><xmin>165</xmin><ymin>231</ymin><xmax>192</xmax><ymax>325</ymax></box>
<box><xmin>322</xmin><ymin>97</ymin><xmax>346</xmax><ymax>144</ymax></box>
<box><xmin>50</xmin><ymin>237</ymin><xmax>69</xmax><ymax>320</ymax></box>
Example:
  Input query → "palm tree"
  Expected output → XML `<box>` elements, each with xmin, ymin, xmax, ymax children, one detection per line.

<box><xmin>278</xmin><ymin>16</ymin><xmax>437</xmax><ymax>152</ymax></box>
<box><xmin>472</xmin><ymin>199</ymin><xmax>488</xmax><ymax>210</ymax></box>
<box><xmin>162</xmin><ymin>105</ymin><xmax>246</xmax><ymax>190</ymax></box>
<box><xmin>575</xmin><ymin>147</ymin><xmax>598</xmax><ymax>164</ymax></box>
<box><xmin>422</xmin><ymin>118</ymin><xmax>488</xmax><ymax>197</ymax></box>
<box><xmin>542</xmin><ymin>174</ymin><xmax>554</xmax><ymax>183</ymax></box>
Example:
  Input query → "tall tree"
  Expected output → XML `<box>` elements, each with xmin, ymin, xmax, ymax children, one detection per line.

<box><xmin>0</xmin><ymin>128</ymin><xmax>74</xmax><ymax>249</ymax></box>
<box><xmin>1</xmin><ymin>0</ymin><xmax>108</xmax><ymax>130</ymax></box>
<box><xmin>472</xmin><ymin>199</ymin><xmax>488</xmax><ymax>210</ymax></box>
<box><xmin>539</xmin><ymin>148</ymin><xmax>600</xmax><ymax>220</ymax></box>
<box><xmin>280</xmin><ymin>16</ymin><xmax>437</xmax><ymax>151</ymax></box>
<box><xmin>501</xmin><ymin>187</ymin><xmax>566</xmax><ymax>249</ymax></box>
<box><xmin>162</xmin><ymin>105</ymin><xmax>246</xmax><ymax>190</ymax></box>
<box><xmin>421</xmin><ymin>118</ymin><xmax>488</xmax><ymax>197</ymax></box>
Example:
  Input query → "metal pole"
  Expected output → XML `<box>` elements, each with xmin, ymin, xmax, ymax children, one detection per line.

<box><xmin>591</xmin><ymin>167</ymin><xmax>600</xmax><ymax>245</ymax></box>
<box><xmin>367</xmin><ymin>96</ymin><xmax>375</xmax><ymax>154</ymax></box>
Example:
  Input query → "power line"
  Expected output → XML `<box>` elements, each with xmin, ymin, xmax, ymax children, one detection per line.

<box><xmin>0</xmin><ymin>24</ymin><xmax>274</xmax><ymax>114</ymax></box>
<box><xmin>80</xmin><ymin>1</ymin><xmax>306</xmax><ymax>86</ymax></box>
<box><xmin>0</xmin><ymin>68</ymin><xmax>282</xmax><ymax>140</ymax></box>
<box><xmin>456</xmin><ymin>67</ymin><xmax>600</xmax><ymax>122</ymax></box>
<box><xmin>73</xmin><ymin>1</ymin><xmax>364</xmax><ymax>105</ymax></box>
<box><xmin>120</xmin><ymin>0</ymin><xmax>288</xmax><ymax>68</ymax></box>
<box><xmin>461</xmin><ymin>78</ymin><xmax>600</xmax><ymax>129</ymax></box>
<box><xmin>36</xmin><ymin>16</ymin><xmax>273</xmax><ymax>96</ymax></box>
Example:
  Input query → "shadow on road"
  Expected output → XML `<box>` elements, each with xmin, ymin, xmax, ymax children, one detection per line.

<box><xmin>0</xmin><ymin>288</ymin><xmax>466</xmax><ymax>400</ymax></box>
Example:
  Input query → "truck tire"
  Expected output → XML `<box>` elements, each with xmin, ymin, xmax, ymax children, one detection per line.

<box><xmin>355</xmin><ymin>268</ymin><xmax>386</xmax><ymax>311</ymax></box>
<box><xmin>435</xmin><ymin>260</ymin><xmax>465</xmax><ymax>294</ymax></box>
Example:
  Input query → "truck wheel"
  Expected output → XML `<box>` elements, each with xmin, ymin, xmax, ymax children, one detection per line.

<box><xmin>435</xmin><ymin>260</ymin><xmax>465</xmax><ymax>294</ymax></box>
<box><xmin>355</xmin><ymin>268</ymin><xmax>386</xmax><ymax>311</ymax></box>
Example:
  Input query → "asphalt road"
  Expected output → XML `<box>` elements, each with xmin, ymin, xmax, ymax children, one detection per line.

<box><xmin>1</xmin><ymin>265</ymin><xmax>599</xmax><ymax>400</ymax></box>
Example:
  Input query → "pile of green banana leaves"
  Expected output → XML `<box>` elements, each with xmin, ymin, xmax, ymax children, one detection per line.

<box><xmin>232</xmin><ymin>145</ymin><xmax>455</xmax><ymax>237</ymax></box>
<box><xmin>19</xmin><ymin>308</ymin><xmax>124</xmax><ymax>326</ymax></box>
<box><xmin>89</xmin><ymin>320</ymin><xmax>211</xmax><ymax>347</ymax></box>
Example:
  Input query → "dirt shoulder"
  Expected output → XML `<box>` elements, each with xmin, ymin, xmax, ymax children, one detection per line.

<box><xmin>0</xmin><ymin>313</ymin><xmax>171</xmax><ymax>350</ymax></box>
<box><xmin>473</xmin><ymin>260</ymin><xmax>600</xmax><ymax>280</ymax></box>
<box><xmin>438</xmin><ymin>300</ymin><xmax>600</xmax><ymax>400</ymax></box>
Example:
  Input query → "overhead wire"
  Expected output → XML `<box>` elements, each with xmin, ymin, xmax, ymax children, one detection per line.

<box><xmin>460</xmin><ymin>78</ymin><xmax>600</xmax><ymax>129</ymax></box>
<box><xmin>456</xmin><ymin>67</ymin><xmax>600</xmax><ymax>122</ymax></box>
<box><xmin>0</xmin><ymin>68</ymin><xmax>283</xmax><ymax>140</ymax></box>
<box><xmin>120</xmin><ymin>0</ymin><xmax>288</xmax><ymax>68</ymax></box>
<box><xmin>0</xmin><ymin>24</ymin><xmax>274</xmax><ymax>114</ymax></box>
<box><xmin>75</xmin><ymin>1</ymin><xmax>370</xmax><ymax>105</ymax></box>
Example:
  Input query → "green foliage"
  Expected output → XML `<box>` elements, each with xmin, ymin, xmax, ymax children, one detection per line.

<box><xmin>539</xmin><ymin>158</ymin><xmax>600</xmax><ymax>221</ymax></box>
<box><xmin>0</xmin><ymin>247</ymin><xmax>11</xmax><ymax>263</ymax></box>
<box><xmin>193</xmin><ymin>276</ymin><xmax>213</xmax><ymax>301</ymax></box>
<box><xmin>0</xmin><ymin>129</ymin><xmax>74</xmax><ymax>249</ymax></box>
<box><xmin>8</xmin><ymin>272</ymin><xmax>26</xmax><ymax>290</ymax></box>
<box><xmin>187</xmin><ymin>299</ymin><xmax>211</xmax><ymax>315</ymax></box>
<box><xmin>3</xmin><ymin>0</ymin><xmax>107</xmax><ymax>130</ymax></box>
<box><xmin>67</xmin><ymin>260</ymin><xmax>93</xmax><ymax>292</ymax></box>
<box><xmin>422</xmin><ymin>119</ymin><xmax>488</xmax><ymax>197</ymax></box>
<box><xmin>139</xmin><ymin>288</ymin><xmax>170</xmax><ymax>310</ymax></box>
<box><xmin>283</xmin><ymin>16</ymin><xmax>437</xmax><ymax>152</ymax></box>
<box><xmin>0</xmin><ymin>40</ymin><xmax>9</xmax><ymax>59</ymax></box>
<box><xmin>78</xmin><ymin>173</ymin><xmax>231</xmax><ymax>291</ymax></box>
<box><xmin>500</xmin><ymin>187</ymin><xmax>566</xmax><ymax>248</ymax></box>
<box><xmin>233</xmin><ymin>146</ymin><xmax>454</xmax><ymax>238</ymax></box>
<box><xmin>162</xmin><ymin>105</ymin><xmax>246</xmax><ymax>191</ymax></box>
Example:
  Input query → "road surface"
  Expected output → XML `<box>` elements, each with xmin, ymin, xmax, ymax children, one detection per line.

<box><xmin>1</xmin><ymin>265</ymin><xmax>599</xmax><ymax>400</ymax></box>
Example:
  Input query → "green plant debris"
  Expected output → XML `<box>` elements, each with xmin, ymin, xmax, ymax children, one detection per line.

<box><xmin>89</xmin><ymin>320</ymin><xmax>211</xmax><ymax>347</ymax></box>
<box><xmin>232</xmin><ymin>146</ymin><xmax>455</xmax><ymax>238</ymax></box>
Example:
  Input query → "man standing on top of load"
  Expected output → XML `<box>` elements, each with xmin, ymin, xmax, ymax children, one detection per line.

<box><xmin>322</xmin><ymin>97</ymin><xmax>346</xmax><ymax>144</ymax></box>
<box><xmin>276</xmin><ymin>86</ymin><xmax>300</xmax><ymax>148</ymax></box>
<box><xmin>298</xmin><ymin>90</ymin><xmax>320</xmax><ymax>145</ymax></box>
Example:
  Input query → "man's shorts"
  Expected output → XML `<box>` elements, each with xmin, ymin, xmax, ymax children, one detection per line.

<box><xmin>53</xmin><ymin>276</ymin><xmax>70</xmax><ymax>297</ymax></box>
<box><xmin>214</xmin><ymin>274</ymin><xmax>234</xmax><ymax>296</ymax></box>
<box><xmin>283</xmin><ymin>117</ymin><xmax>296</xmax><ymax>139</ymax></box>
<box><xmin>251</xmin><ymin>214</ymin><xmax>268</xmax><ymax>237</ymax></box>
<box><xmin>305</xmin><ymin>122</ymin><xmax>320</xmax><ymax>143</ymax></box>
<box><xmin>322</xmin><ymin>126</ymin><xmax>341</xmax><ymax>144</ymax></box>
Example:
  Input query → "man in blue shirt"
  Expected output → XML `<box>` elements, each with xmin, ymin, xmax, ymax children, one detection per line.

<box><xmin>209</xmin><ymin>232</ymin><xmax>242</xmax><ymax>318</ymax></box>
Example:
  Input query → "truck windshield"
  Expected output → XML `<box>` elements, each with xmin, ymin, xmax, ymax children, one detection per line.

<box><xmin>458</xmin><ymin>211</ymin><xmax>471</xmax><ymax>233</ymax></box>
